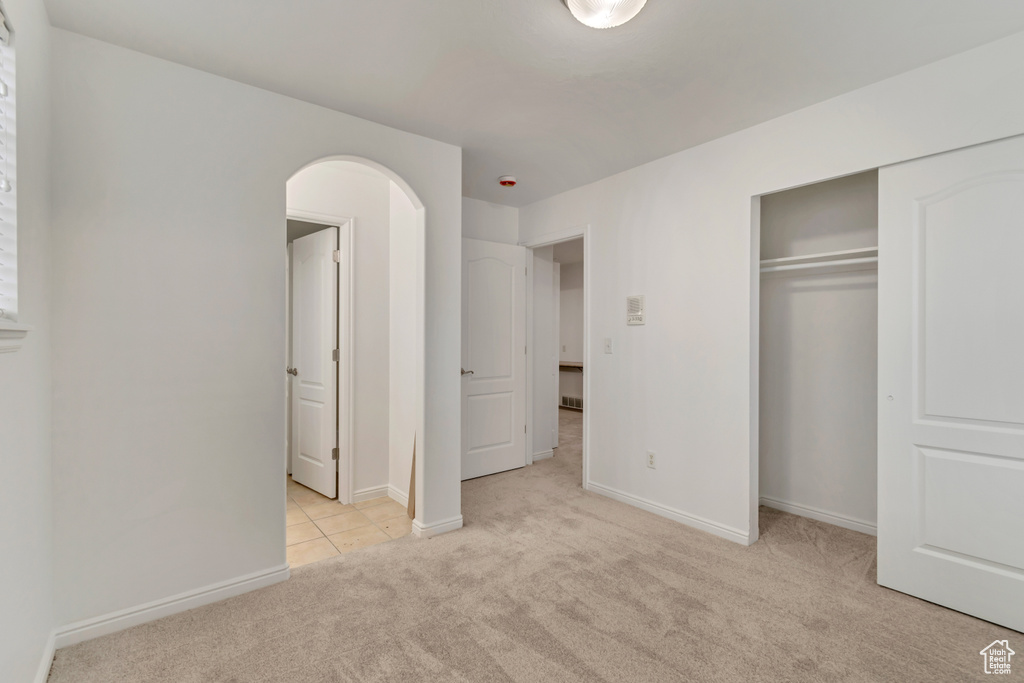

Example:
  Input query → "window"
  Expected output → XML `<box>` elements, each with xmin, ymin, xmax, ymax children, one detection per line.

<box><xmin>0</xmin><ymin>3</ymin><xmax>23</xmax><ymax>352</ymax></box>
<box><xmin>0</xmin><ymin>6</ymin><xmax>14</xmax><ymax>321</ymax></box>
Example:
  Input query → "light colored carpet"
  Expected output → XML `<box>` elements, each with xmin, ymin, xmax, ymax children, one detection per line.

<box><xmin>48</xmin><ymin>409</ymin><xmax>1018</xmax><ymax>682</ymax></box>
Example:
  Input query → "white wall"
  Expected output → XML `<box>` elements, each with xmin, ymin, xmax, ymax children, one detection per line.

<box><xmin>759</xmin><ymin>172</ymin><xmax>878</xmax><ymax>532</ymax></box>
<box><xmin>462</xmin><ymin>197</ymin><xmax>518</xmax><ymax>244</ymax></box>
<box><xmin>49</xmin><ymin>28</ymin><xmax>461</xmax><ymax>632</ymax></box>
<box><xmin>518</xmin><ymin>31</ymin><xmax>1024</xmax><ymax>544</ymax></box>
<box><xmin>531</xmin><ymin>246</ymin><xmax>558</xmax><ymax>456</ymax></box>
<box><xmin>287</xmin><ymin>161</ymin><xmax>391</xmax><ymax>496</ymax></box>
<box><xmin>760</xmin><ymin>171</ymin><xmax>879</xmax><ymax>260</ymax></box>
<box><xmin>389</xmin><ymin>181</ymin><xmax>418</xmax><ymax>503</ymax></box>
<box><xmin>0</xmin><ymin>0</ymin><xmax>54</xmax><ymax>678</ymax></box>
<box><xmin>558</xmin><ymin>261</ymin><xmax>584</xmax><ymax>400</ymax></box>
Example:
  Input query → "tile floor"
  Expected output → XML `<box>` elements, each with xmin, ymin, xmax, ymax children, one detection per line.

<box><xmin>286</xmin><ymin>476</ymin><xmax>412</xmax><ymax>568</ymax></box>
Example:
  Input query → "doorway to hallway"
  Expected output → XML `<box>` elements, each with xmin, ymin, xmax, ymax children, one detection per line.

<box><xmin>283</xmin><ymin>157</ymin><xmax>424</xmax><ymax>567</ymax></box>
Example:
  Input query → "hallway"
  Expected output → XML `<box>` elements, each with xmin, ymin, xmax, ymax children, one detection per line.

<box><xmin>286</xmin><ymin>478</ymin><xmax>411</xmax><ymax>568</ymax></box>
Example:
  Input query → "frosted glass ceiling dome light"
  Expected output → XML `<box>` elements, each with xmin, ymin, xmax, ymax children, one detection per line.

<box><xmin>562</xmin><ymin>0</ymin><xmax>648</xmax><ymax>29</ymax></box>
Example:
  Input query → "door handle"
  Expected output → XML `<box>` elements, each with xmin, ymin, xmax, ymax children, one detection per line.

<box><xmin>461</xmin><ymin>368</ymin><xmax>474</xmax><ymax>376</ymax></box>
<box><xmin>287</xmin><ymin>367</ymin><xmax>299</xmax><ymax>376</ymax></box>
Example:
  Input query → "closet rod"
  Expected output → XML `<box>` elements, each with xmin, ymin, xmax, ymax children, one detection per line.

<box><xmin>760</xmin><ymin>256</ymin><xmax>878</xmax><ymax>274</ymax></box>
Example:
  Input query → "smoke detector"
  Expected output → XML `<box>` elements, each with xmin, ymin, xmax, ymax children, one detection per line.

<box><xmin>499</xmin><ymin>176</ymin><xmax>517</xmax><ymax>187</ymax></box>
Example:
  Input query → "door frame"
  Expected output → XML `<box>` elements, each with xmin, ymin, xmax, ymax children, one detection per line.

<box><xmin>287</xmin><ymin>208</ymin><xmax>355</xmax><ymax>504</ymax></box>
<box><xmin>748</xmin><ymin>195</ymin><xmax>763</xmax><ymax>546</ymax></box>
<box><xmin>522</xmin><ymin>225</ymin><xmax>591</xmax><ymax>489</ymax></box>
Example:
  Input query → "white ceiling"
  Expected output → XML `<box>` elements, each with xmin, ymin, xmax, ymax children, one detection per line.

<box><xmin>44</xmin><ymin>1</ymin><xmax>1024</xmax><ymax>207</ymax></box>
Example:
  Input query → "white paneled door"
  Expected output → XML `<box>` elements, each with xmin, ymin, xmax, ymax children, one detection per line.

<box><xmin>290</xmin><ymin>227</ymin><xmax>339</xmax><ymax>498</ymax></box>
<box><xmin>878</xmin><ymin>134</ymin><xmax>1024</xmax><ymax>631</ymax></box>
<box><xmin>462</xmin><ymin>238</ymin><xmax>527</xmax><ymax>480</ymax></box>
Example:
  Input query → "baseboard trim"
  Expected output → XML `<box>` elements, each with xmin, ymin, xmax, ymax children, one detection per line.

<box><xmin>759</xmin><ymin>496</ymin><xmax>877</xmax><ymax>536</ymax></box>
<box><xmin>412</xmin><ymin>515</ymin><xmax>463</xmax><ymax>539</ymax></box>
<box><xmin>353</xmin><ymin>485</ymin><xmax>390</xmax><ymax>503</ymax></box>
<box><xmin>586</xmin><ymin>481</ymin><xmax>752</xmax><ymax>545</ymax></box>
<box><xmin>387</xmin><ymin>484</ymin><xmax>409</xmax><ymax>507</ymax></box>
<box><xmin>532</xmin><ymin>449</ymin><xmax>554</xmax><ymax>462</ymax></box>
<box><xmin>54</xmin><ymin>563</ymin><xmax>290</xmax><ymax>649</ymax></box>
<box><xmin>34</xmin><ymin>630</ymin><xmax>56</xmax><ymax>683</ymax></box>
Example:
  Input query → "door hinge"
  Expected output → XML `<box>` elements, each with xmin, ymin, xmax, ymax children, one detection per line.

<box><xmin>333</xmin><ymin>250</ymin><xmax>342</xmax><ymax>263</ymax></box>
<box><xmin>524</xmin><ymin>425</ymin><xmax>527</xmax><ymax>434</ymax></box>
<box><xmin>332</xmin><ymin>447</ymin><xmax>339</xmax><ymax>461</ymax></box>
<box><xmin>332</xmin><ymin>348</ymin><xmax>340</xmax><ymax>362</ymax></box>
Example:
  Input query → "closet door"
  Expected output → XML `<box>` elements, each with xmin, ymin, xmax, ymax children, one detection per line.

<box><xmin>878</xmin><ymin>134</ymin><xmax>1024</xmax><ymax>631</ymax></box>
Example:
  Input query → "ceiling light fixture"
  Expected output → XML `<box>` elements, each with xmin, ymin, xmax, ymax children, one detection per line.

<box><xmin>561</xmin><ymin>0</ymin><xmax>648</xmax><ymax>29</ymax></box>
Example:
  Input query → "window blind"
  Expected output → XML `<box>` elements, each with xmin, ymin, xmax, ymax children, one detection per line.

<box><xmin>0</xmin><ymin>3</ymin><xmax>16</xmax><ymax>322</ymax></box>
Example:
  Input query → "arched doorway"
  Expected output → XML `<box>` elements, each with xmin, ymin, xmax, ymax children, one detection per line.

<box><xmin>283</xmin><ymin>157</ymin><xmax>425</xmax><ymax>566</ymax></box>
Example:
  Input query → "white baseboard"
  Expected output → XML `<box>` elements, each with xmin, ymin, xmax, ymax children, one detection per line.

<box><xmin>353</xmin><ymin>485</ymin><xmax>390</xmax><ymax>503</ymax></box>
<box><xmin>586</xmin><ymin>481</ymin><xmax>752</xmax><ymax>545</ymax></box>
<box><xmin>34</xmin><ymin>631</ymin><xmax>56</xmax><ymax>683</ymax></box>
<box><xmin>387</xmin><ymin>484</ymin><xmax>409</xmax><ymax>508</ymax></box>
<box><xmin>759</xmin><ymin>496</ymin><xmax>877</xmax><ymax>536</ymax></box>
<box><xmin>412</xmin><ymin>515</ymin><xmax>463</xmax><ymax>539</ymax></box>
<box><xmin>54</xmin><ymin>563</ymin><xmax>290</xmax><ymax>649</ymax></box>
<box><xmin>532</xmin><ymin>449</ymin><xmax>554</xmax><ymax>462</ymax></box>
<box><xmin>354</xmin><ymin>485</ymin><xmax>408</xmax><ymax>507</ymax></box>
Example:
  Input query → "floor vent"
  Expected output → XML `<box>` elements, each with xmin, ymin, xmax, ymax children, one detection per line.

<box><xmin>560</xmin><ymin>396</ymin><xmax>583</xmax><ymax>410</ymax></box>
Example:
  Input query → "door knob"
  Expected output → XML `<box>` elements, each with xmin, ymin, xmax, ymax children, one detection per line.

<box><xmin>461</xmin><ymin>368</ymin><xmax>474</xmax><ymax>376</ymax></box>
<box><xmin>287</xmin><ymin>367</ymin><xmax>299</xmax><ymax>376</ymax></box>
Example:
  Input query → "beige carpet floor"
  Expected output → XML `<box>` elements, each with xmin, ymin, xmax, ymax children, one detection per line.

<box><xmin>49</xmin><ymin>409</ymin><xmax>1018</xmax><ymax>682</ymax></box>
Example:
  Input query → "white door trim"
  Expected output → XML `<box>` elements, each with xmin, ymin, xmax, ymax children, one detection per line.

<box><xmin>747</xmin><ymin>197</ymin><xmax>762</xmax><ymax>546</ymax></box>
<box><xmin>521</xmin><ymin>226</ymin><xmax>591</xmax><ymax>490</ymax></box>
<box><xmin>525</xmin><ymin>248</ymin><xmax>535</xmax><ymax>466</ymax></box>
<box><xmin>285</xmin><ymin>242</ymin><xmax>292</xmax><ymax>475</ymax></box>
<box><xmin>287</xmin><ymin>209</ymin><xmax>354</xmax><ymax>504</ymax></box>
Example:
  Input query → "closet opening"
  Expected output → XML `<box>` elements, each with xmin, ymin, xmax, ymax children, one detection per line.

<box><xmin>752</xmin><ymin>169</ymin><xmax>879</xmax><ymax>542</ymax></box>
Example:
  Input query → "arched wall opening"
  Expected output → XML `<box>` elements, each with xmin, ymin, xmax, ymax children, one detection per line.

<box><xmin>284</xmin><ymin>156</ymin><xmax>425</xmax><ymax>549</ymax></box>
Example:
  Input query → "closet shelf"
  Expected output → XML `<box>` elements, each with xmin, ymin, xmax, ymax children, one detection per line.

<box><xmin>760</xmin><ymin>246</ymin><xmax>878</xmax><ymax>274</ymax></box>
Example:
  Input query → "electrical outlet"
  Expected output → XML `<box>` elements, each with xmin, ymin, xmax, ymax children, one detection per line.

<box><xmin>562</xmin><ymin>344</ymin><xmax>566</xmax><ymax>352</ymax></box>
<box><xmin>647</xmin><ymin>451</ymin><xmax>656</xmax><ymax>469</ymax></box>
<box><xmin>604</xmin><ymin>338</ymin><xmax>613</xmax><ymax>354</ymax></box>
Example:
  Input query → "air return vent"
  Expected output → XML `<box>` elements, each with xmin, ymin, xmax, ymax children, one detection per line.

<box><xmin>561</xmin><ymin>396</ymin><xmax>583</xmax><ymax>410</ymax></box>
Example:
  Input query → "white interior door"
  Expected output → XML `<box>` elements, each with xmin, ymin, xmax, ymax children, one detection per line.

<box><xmin>290</xmin><ymin>227</ymin><xmax>339</xmax><ymax>498</ymax></box>
<box><xmin>878</xmin><ymin>134</ymin><xmax>1024</xmax><ymax>631</ymax></box>
<box><xmin>462</xmin><ymin>238</ymin><xmax>527</xmax><ymax>480</ymax></box>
